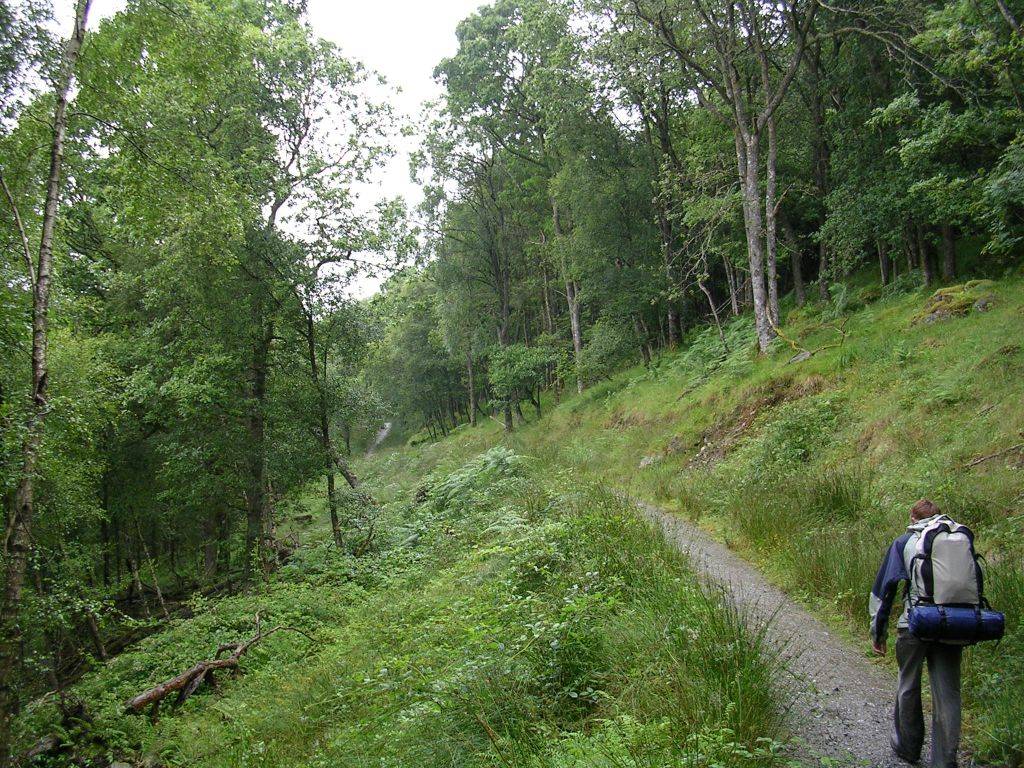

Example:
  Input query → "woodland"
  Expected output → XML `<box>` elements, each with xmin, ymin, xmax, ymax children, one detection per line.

<box><xmin>1</xmin><ymin>0</ymin><xmax>1022</xmax><ymax>766</ymax></box>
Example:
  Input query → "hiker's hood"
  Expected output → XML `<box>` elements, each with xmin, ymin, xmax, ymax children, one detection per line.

<box><xmin>906</xmin><ymin>513</ymin><xmax>954</xmax><ymax>533</ymax></box>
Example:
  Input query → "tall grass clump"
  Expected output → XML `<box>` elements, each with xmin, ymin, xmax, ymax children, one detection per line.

<box><xmin>965</xmin><ymin>517</ymin><xmax>1024</xmax><ymax>765</ymax></box>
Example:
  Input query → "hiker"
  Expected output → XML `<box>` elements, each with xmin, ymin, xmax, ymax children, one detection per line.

<box><xmin>868</xmin><ymin>499</ymin><xmax>964</xmax><ymax>767</ymax></box>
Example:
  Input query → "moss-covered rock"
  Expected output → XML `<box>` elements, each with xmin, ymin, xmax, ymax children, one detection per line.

<box><xmin>911</xmin><ymin>280</ymin><xmax>996</xmax><ymax>325</ymax></box>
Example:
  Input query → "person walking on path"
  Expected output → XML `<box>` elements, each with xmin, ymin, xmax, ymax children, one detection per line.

<box><xmin>868</xmin><ymin>499</ymin><xmax>963</xmax><ymax>767</ymax></box>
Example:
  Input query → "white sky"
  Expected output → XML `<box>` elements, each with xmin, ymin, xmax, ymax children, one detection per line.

<box><xmin>52</xmin><ymin>0</ymin><xmax>486</xmax><ymax>296</ymax></box>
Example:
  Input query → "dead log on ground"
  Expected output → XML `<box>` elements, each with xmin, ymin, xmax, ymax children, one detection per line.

<box><xmin>124</xmin><ymin>614</ymin><xmax>314</xmax><ymax>716</ymax></box>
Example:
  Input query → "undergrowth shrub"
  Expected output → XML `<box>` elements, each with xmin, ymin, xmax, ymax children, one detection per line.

<box><xmin>666</xmin><ymin>318</ymin><xmax>758</xmax><ymax>389</ymax></box>
<box><xmin>726</xmin><ymin>396</ymin><xmax>842</xmax><ymax>479</ymax></box>
<box><xmin>418</xmin><ymin>463</ymin><xmax>789</xmax><ymax>768</ymax></box>
<box><xmin>424</xmin><ymin>445</ymin><xmax>528</xmax><ymax>510</ymax></box>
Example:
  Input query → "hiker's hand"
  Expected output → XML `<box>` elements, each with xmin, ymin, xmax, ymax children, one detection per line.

<box><xmin>872</xmin><ymin>639</ymin><xmax>886</xmax><ymax>657</ymax></box>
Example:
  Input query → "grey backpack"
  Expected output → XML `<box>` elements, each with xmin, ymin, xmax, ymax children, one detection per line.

<box><xmin>906</xmin><ymin>516</ymin><xmax>1004</xmax><ymax>644</ymax></box>
<box><xmin>910</xmin><ymin>517</ymin><xmax>982</xmax><ymax>607</ymax></box>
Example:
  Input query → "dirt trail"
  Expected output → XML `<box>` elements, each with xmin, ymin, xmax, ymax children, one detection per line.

<box><xmin>365</xmin><ymin>422</ymin><xmax>392</xmax><ymax>456</ymax></box>
<box><xmin>634</xmin><ymin>500</ymin><xmax>942</xmax><ymax>768</ymax></box>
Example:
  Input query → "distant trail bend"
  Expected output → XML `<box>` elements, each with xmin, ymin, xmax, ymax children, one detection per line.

<box><xmin>366</xmin><ymin>421</ymin><xmax>392</xmax><ymax>457</ymax></box>
<box><xmin>633</xmin><ymin>499</ymin><xmax>951</xmax><ymax>768</ymax></box>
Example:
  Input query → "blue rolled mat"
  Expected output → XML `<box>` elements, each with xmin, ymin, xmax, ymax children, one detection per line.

<box><xmin>908</xmin><ymin>604</ymin><xmax>1005</xmax><ymax>644</ymax></box>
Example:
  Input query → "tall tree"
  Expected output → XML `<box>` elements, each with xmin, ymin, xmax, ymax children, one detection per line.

<box><xmin>630</xmin><ymin>0</ymin><xmax>818</xmax><ymax>351</ymax></box>
<box><xmin>0</xmin><ymin>4</ymin><xmax>91</xmax><ymax>763</ymax></box>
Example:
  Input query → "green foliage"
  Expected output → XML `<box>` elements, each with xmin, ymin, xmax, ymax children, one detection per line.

<box><xmin>726</xmin><ymin>396</ymin><xmax>842</xmax><ymax>479</ymax></box>
<box><xmin>4</xmin><ymin>0</ymin><xmax>1024</xmax><ymax>762</ymax></box>
<box><xmin>16</xmin><ymin>448</ymin><xmax>787</xmax><ymax>767</ymax></box>
<box><xmin>454</xmin><ymin>273</ymin><xmax>1024</xmax><ymax>765</ymax></box>
<box><xmin>579</xmin><ymin>318</ymin><xmax>638</xmax><ymax>380</ymax></box>
<box><xmin>489</xmin><ymin>344</ymin><xmax>556</xmax><ymax>412</ymax></box>
<box><xmin>423</xmin><ymin>445</ymin><xmax>528</xmax><ymax>509</ymax></box>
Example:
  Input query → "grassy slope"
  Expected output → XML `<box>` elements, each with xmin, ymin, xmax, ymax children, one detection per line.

<box><xmin>19</xmin><ymin>451</ymin><xmax>787</xmax><ymax>766</ymax></box>
<box><xmin>408</xmin><ymin>274</ymin><xmax>1024</xmax><ymax>763</ymax></box>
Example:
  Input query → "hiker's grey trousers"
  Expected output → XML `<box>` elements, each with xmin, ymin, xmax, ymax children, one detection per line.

<box><xmin>892</xmin><ymin>629</ymin><xmax>962</xmax><ymax>768</ymax></box>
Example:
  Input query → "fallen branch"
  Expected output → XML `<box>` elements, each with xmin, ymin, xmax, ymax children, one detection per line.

<box><xmin>124</xmin><ymin>613</ymin><xmax>315</xmax><ymax>716</ymax></box>
<box><xmin>767</xmin><ymin>314</ymin><xmax>849</xmax><ymax>361</ymax></box>
<box><xmin>964</xmin><ymin>442</ymin><xmax>1024</xmax><ymax>468</ymax></box>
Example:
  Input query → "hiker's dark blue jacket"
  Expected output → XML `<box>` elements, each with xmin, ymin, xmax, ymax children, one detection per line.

<box><xmin>869</xmin><ymin>531</ymin><xmax>915</xmax><ymax>645</ymax></box>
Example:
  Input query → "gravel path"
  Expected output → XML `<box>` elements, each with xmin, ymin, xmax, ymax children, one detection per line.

<box><xmin>365</xmin><ymin>421</ymin><xmax>392</xmax><ymax>457</ymax></box>
<box><xmin>633</xmin><ymin>499</ymin><xmax>919</xmax><ymax>768</ymax></box>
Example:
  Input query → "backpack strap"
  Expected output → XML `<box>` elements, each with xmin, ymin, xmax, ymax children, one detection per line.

<box><xmin>974</xmin><ymin>551</ymin><xmax>987</xmax><ymax>604</ymax></box>
<box><xmin>909</xmin><ymin>548</ymin><xmax>934</xmax><ymax>602</ymax></box>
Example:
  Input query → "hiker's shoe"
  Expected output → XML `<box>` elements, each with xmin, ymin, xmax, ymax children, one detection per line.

<box><xmin>890</xmin><ymin>736</ymin><xmax>921</xmax><ymax>764</ymax></box>
<box><xmin>892</xmin><ymin>749</ymin><xmax>925</xmax><ymax>765</ymax></box>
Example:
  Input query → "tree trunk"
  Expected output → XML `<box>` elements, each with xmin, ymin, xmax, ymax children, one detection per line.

<box><xmin>737</xmin><ymin>131</ymin><xmax>774</xmax><ymax>352</ymax></box>
<box><xmin>85</xmin><ymin>610</ymin><xmax>107</xmax><ymax>661</ymax></box>
<box><xmin>810</xmin><ymin>43</ymin><xmax>831</xmax><ymax>302</ymax></box>
<box><xmin>202</xmin><ymin>512</ymin><xmax>218</xmax><ymax>581</ymax></box>
<box><xmin>724</xmin><ymin>256</ymin><xmax>740</xmax><ymax>316</ymax></box>
<box><xmin>638</xmin><ymin>313</ymin><xmax>655</xmax><ymax>363</ymax></box>
<box><xmin>780</xmin><ymin>214</ymin><xmax>806</xmax><ymax>306</ymax></box>
<box><xmin>699</xmin><ymin>277</ymin><xmax>729</xmax><ymax>353</ymax></box>
<box><xmin>127</xmin><ymin>553</ymin><xmax>151</xmax><ymax>619</ymax></box>
<box><xmin>100</xmin><ymin>518</ymin><xmax>111</xmax><ymax>587</ymax></box>
<box><xmin>817</xmin><ymin>242</ymin><xmax>830</xmax><ymax>300</ymax></box>
<box><xmin>995</xmin><ymin>0</ymin><xmax>1021</xmax><ymax>33</ymax></box>
<box><xmin>326</xmin><ymin>472</ymin><xmax>341</xmax><ymax>548</ymax></box>
<box><xmin>658</xmin><ymin>211</ymin><xmax>679</xmax><ymax>347</ymax></box>
<box><xmin>878</xmin><ymin>241</ymin><xmax>891</xmax><ymax>286</ymax></box>
<box><xmin>903</xmin><ymin>223</ymin><xmax>916</xmax><ymax>273</ymax></box>
<box><xmin>940</xmin><ymin>223</ymin><xmax>956</xmax><ymax>282</ymax></box>
<box><xmin>137</xmin><ymin>523</ymin><xmax>170</xmax><ymax>622</ymax></box>
<box><xmin>0</xmin><ymin>4</ymin><xmax>91</xmax><ymax>764</ymax></box>
<box><xmin>633</xmin><ymin>315</ymin><xmax>652</xmax><ymax>367</ymax></box>
<box><xmin>566</xmin><ymin>279</ymin><xmax>583</xmax><ymax>393</ymax></box>
<box><xmin>495</xmin><ymin>323</ymin><xmax>513</xmax><ymax>432</ymax></box>
<box><xmin>447</xmin><ymin>393</ymin><xmax>458</xmax><ymax>429</ymax></box>
<box><xmin>466</xmin><ymin>351</ymin><xmax>476</xmax><ymax>427</ymax></box>
<box><xmin>764</xmin><ymin>115</ymin><xmax>780</xmax><ymax>325</ymax></box>
<box><xmin>541</xmin><ymin>265</ymin><xmax>554</xmax><ymax>335</ymax></box>
<box><xmin>244</xmin><ymin>323</ymin><xmax>272</xmax><ymax>577</ymax></box>
<box><xmin>553</xmin><ymin>201</ymin><xmax>584</xmax><ymax>394</ymax></box>
<box><xmin>917</xmin><ymin>226</ymin><xmax>935</xmax><ymax>286</ymax></box>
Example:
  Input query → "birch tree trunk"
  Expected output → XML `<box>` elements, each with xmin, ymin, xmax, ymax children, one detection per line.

<box><xmin>566</xmin><ymin>278</ymin><xmax>583</xmax><ymax>393</ymax></box>
<box><xmin>0</xmin><ymin>4</ymin><xmax>91</xmax><ymax>764</ymax></box>
<box><xmin>724</xmin><ymin>256</ymin><xmax>740</xmax><ymax>316</ymax></box>
<box><xmin>736</xmin><ymin>131</ymin><xmax>775</xmax><ymax>352</ymax></box>
<box><xmin>764</xmin><ymin>114</ymin><xmax>780</xmax><ymax>325</ymax></box>
<box><xmin>552</xmin><ymin>200</ymin><xmax>584</xmax><ymax>393</ymax></box>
